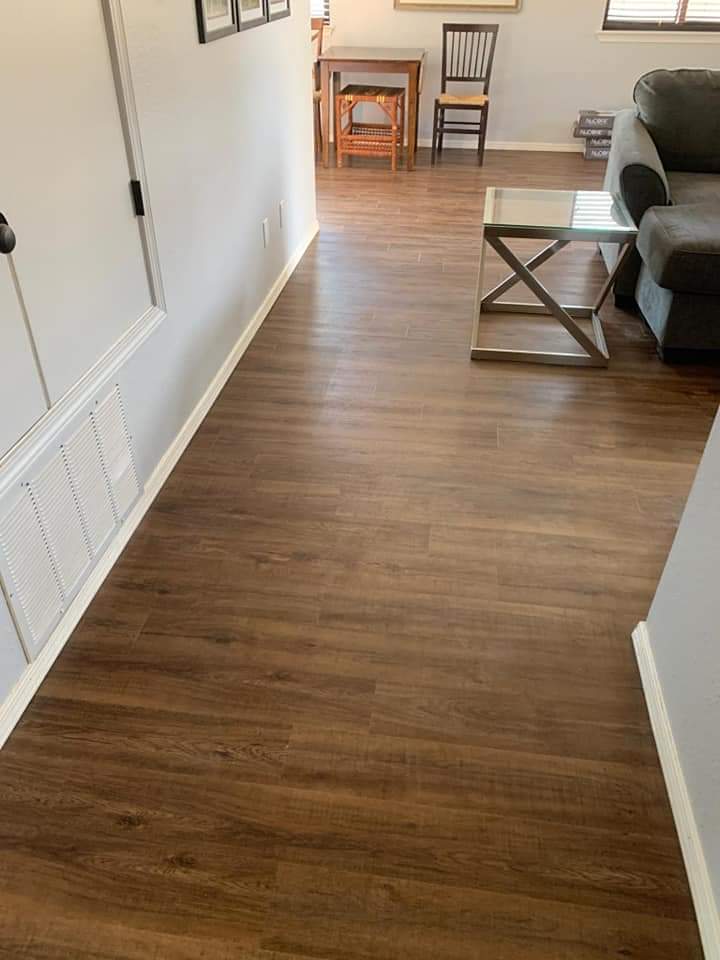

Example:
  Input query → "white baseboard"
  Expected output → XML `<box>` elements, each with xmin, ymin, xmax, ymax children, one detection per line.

<box><xmin>417</xmin><ymin>137</ymin><xmax>584</xmax><ymax>154</ymax></box>
<box><xmin>489</xmin><ymin>140</ymin><xmax>584</xmax><ymax>154</ymax></box>
<box><xmin>0</xmin><ymin>219</ymin><xmax>320</xmax><ymax>751</ymax></box>
<box><xmin>633</xmin><ymin>621</ymin><xmax>720</xmax><ymax>960</ymax></box>
<box><xmin>329</xmin><ymin>134</ymin><xmax>585</xmax><ymax>154</ymax></box>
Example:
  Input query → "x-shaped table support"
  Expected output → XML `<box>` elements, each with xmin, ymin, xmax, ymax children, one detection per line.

<box><xmin>471</xmin><ymin>236</ymin><xmax>636</xmax><ymax>368</ymax></box>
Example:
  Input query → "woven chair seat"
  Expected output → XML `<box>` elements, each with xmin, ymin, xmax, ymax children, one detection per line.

<box><xmin>346</xmin><ymin>122</ymin><xmax>402</xmax><ymax>145</ymax></box>
<box><xmin>340</xmin><ymin>84</ymin><xmax>406</xmax><ymax>104</ymax></box>
<box><xmin>438</xmin><ymin>93</ymin><xmax>489</xmax><ymax>107</ymax></box>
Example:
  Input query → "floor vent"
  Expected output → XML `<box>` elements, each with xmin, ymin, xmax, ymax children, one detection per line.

<box><xmin>0</xmin><ymin>385</ymin><xmax>141</xmax><ymax>660</ymax></box>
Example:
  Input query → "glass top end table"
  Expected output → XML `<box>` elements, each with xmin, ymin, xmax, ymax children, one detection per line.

<box><xmin>471</xmin><ymin>187</ymin><xmax>638</xmax><ymax>368</ymax></box>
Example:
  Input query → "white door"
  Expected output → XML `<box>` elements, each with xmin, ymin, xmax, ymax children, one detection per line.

<box><xmin>0</xmin><ymin>1</ymin><xmax>153</xmax><ymax>404</ymax></box>
<box><xmin>0</xmin><ymin>255</ymin><xmax>48</xmax><ymax>458</ymax></box>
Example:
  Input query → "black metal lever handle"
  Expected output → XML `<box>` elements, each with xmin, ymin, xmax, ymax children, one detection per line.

<box><xmin>0</xmin><ymin>213</ymin><xmax>16</xmax><ymax>255</ymax></box>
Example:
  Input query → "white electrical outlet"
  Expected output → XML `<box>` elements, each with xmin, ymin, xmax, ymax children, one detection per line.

<box><xmin>261</xmin><ymin>218</ymin><xmax>270</xmax><ymax>248</ymax></box>
<box><xmin>279</xmin><ymin>200</ymin><xmax>286</xmax><ymax>230</ymax></box>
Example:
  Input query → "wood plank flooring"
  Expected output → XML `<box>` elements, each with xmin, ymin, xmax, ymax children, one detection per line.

<box><xmin>1</xmin><ymin>149</ymin><xmax>718</xmax><ymax>959</ymax></box>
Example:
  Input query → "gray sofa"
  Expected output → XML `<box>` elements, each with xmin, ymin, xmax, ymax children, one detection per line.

<box><xmin>602</xmin><ymin>69</ymin><xmax>720</xmax><ymax>360</ymax></box>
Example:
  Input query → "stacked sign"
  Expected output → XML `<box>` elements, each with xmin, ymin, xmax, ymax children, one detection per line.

<box><xmin>573</xmin><ymin>111</ymin><xmax>616</xmax><ymax>161</ymax></box>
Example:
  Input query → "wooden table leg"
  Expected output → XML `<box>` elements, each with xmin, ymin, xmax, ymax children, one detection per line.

<box><xmin>407</xmin><ymin>63</ymin><xmax>419</xmax><ymax>172</ymax></box>
<box><xmin>321</xmin><ymin>60</ymin><xmax>331</xmax><ymax>168</ymax></box>
<box><xmin>332</xmin><ymin>70</ymin><xmax>340</xmax><ymax>126</ymax></box>
<box><xmin>414</xmin><ymin>73</ymin><xmax>421</xmax><ymax>155</ymax></box>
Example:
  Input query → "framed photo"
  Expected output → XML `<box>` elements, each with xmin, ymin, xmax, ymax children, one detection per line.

<box><xmin>394</xmin><ymin>0</ymin><xmax>520</xmax><ymax>9</ymax></box>
<box><xmin>196</xmin><ymin>0</ymin><xmax>238</xmax><ymax>43</ymax></box>
<box><xmin>238</xmin><ymin>0</ymin><xmax>269</xmax><ymax>29</ymax></box>
<box><xmin>268</xmin><ymin>0</ymin><xmax>291</xmax><ymax>20</ymax></box>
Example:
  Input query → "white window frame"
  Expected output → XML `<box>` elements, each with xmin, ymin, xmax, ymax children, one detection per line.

<box><xmin>600</xmin><ymin>0</ymin><xmax>720</xmax><ymax>40</ymax></box>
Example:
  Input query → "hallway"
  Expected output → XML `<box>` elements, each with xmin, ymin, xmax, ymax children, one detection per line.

<box><xmin>0</xmin><ymin>149</ymin><xmax>716</xmax><ymax>958</ymax></box>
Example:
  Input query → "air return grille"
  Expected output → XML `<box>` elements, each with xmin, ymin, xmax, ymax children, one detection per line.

<box><xmin>31</xmin><ymin>453</ymin><xmax>92</xmax><ymax>598</ymax></box>
<box><xmin>92</xmin><ymin>387</ymin><xmax>140</xmax><ymax>522</ymax></box>
<box><xmin>0</xmin><ymin>385</ymin><xmax>141</xmax><ymax>660</ymax></box>
<box><xmin>0</xmin><ymin>490</ymin><xmax>63</xmax><ymax>655</ymax></box>
<box><xmin>63</xmin><ymin>419</ymin><xmax>116</xmax><ymax>556</ymax></box>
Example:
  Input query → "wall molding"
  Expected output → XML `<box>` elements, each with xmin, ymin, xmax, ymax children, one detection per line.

<box><xmin>417</xmin><ymin>137</ymin><xmax>584</xmax><ymax>154</ymax></box>
<box><xmin>331</xmin><ymin>134</ymin><xmax>585</xmax><ymax>154</ymax></box>
<box><xmin>102</xmin><ymin>0</ymin><xmax>167</xmax><ymax>312</ymax></box>
<box><xmin>0</xmin><ymin>219</ymin><xmax>319</xmax><ymax>751</ymax></box>
<box><xmin>0</xmin><ymin>306</ymin><xmax>165</xmax><ymax>498</ymax></box>
<box><xmin>633</xmin><ymin>621</ymin><xmax>720</xmax><ymax>960</ymax></box>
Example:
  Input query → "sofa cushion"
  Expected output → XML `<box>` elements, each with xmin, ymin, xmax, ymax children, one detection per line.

<box><xmin>638</xmin><ymin>204</ymin><xmax>720</xmax><ymax>296</ymax></box>
<box><xmin>634</xmin><ymin>69</ymin><xmax>720</xmax><ymax>174</ymax></box>
<box><xmin>668</xmin><ymin>172</ymin><xmax>720</xmax><ymax>207</ymax></box>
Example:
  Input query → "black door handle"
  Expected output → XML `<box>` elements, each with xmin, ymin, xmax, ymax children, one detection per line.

<box><xmin>0</xmin><ymin>213</ymin><xmax>16</xmax><ymax>255</ymax></box>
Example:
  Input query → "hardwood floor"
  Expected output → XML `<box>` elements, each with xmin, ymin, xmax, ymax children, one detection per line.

<box><xmin>1</xmin><ymin>149</ymin><xmax>718</xmax><ymax>959</ymax></box>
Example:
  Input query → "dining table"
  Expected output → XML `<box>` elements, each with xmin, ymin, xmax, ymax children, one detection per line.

<box><xmin>319</xmin><ymin>46</ymin><xmax>427</xmax><ymax>172</ymax></box>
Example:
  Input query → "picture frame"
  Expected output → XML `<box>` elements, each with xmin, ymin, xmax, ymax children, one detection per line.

<box><xmin>394</xmin><ymin>0</ymin><xmax>520</xmax><ymax>9</ymax></box>
<box><xmin>268</xmin><ymin>0</ymin><xmax>291</xmax><ymax>21</ymax></box>
<box><xmin>195</xmin><ymin>0</ymin><xmax>238</xmax><ymax>43</ymax></box>
<box><xmin>238</xmin><ymin>0</ymin><xmax>269</xmax><ymax>29</ymax></box>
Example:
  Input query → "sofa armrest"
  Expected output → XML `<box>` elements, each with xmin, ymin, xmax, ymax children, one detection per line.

<box><xmin>603</xmin><ymin>109</ymin><xmax>670</xmax><ymax>227</ymax></box>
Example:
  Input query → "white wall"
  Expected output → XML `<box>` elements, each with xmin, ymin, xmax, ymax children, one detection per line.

<box><xmin>117</xmin><ymin>0</ymin><xmax>318</xmax><ymax>483</ymax></box>
<box><xmin>646</xmin><ymin>409</ymin><xmax>720</xmax><ymax>918</ymax></box>
<box><xmin>330</xmin><ymin>0</ymin><xmax>720</xmax><ymax>147</ymax></box>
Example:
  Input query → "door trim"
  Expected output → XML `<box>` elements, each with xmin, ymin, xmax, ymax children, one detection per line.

<box><xmin>5</xmin><ymin>254</ymin><xmax>51</xmax><ymax>411</ymax></box>
<box><xmin>102</xmin><ymin>0</ymin><xmax>166</xmax><ymax>314</ymax></box>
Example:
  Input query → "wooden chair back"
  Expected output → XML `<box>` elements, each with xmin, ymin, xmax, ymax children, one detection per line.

<box><xmin>311</xmin><ymin>21</ymin><xmax>324</xmax><ymax>92</ymax></box>
<box><xmin>312</xmin><ymin>28</ymin><xmax>323</xmax><ymax>60</ymax></box>
<box><xmin>441</xmin><ymin>24</ymin><xmax>499</xmax><ymax>95</ymax></box>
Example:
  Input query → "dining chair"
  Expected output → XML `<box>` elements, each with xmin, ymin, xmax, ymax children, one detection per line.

<box><xmin>431</xmin><ymin>23</ymin><xmax>499</xmax><ymax>166</ymax></box>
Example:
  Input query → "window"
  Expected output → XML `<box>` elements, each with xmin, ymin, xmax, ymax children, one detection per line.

<box><xmin>603</xmin><ymin>0</ymin><xmax>720</xmax><ymax>30</ymax></box>
<box><xmin>310</xmin><ymin>0</ymin><xmax>330</xmax><ymax>22</ymax></box>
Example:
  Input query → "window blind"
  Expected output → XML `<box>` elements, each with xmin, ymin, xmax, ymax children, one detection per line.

<box><xmin>605</xmin><ymin>0</ymin><xmax>720</xmax><ymax>26</ymax></box>
<box><xmin>686</xmin><ymin>0</ymin><xmax>720</xmax><ymax>20</ymax></box>
<box><xmin>310</xmin><ymin>0</ymin><xmax>330</xmax><ymax>21</ymax></box>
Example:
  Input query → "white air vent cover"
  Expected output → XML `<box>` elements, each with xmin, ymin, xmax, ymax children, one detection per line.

<box><xmin>0</xmin><ymin>384</ymin><xmax>142</xmax><ymax>660</ymax></box>
<box><xmin>92</xmin><ymin>387</ymin><xmax>140</xmax><ymax>521</ymax></box>
<box><xmin>64</xmin><ymin>418</ymin><xmax>116</xmax><ymax>556</ymax></box>
<box><xmin>0</xmin><ymin>488</ymin><xmax>63</xmax><ymax>657</ymax></box>
<box><xmin>30</xmin><ymin>452</ymin><xmax>92</xmax><ymax>598</ymax></box>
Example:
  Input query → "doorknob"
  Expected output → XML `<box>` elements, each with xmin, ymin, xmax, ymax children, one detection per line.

<box><xmin>0</xmin><ymin>213</ymin><xmax>16</xmax><ymax>255</ymax></box>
